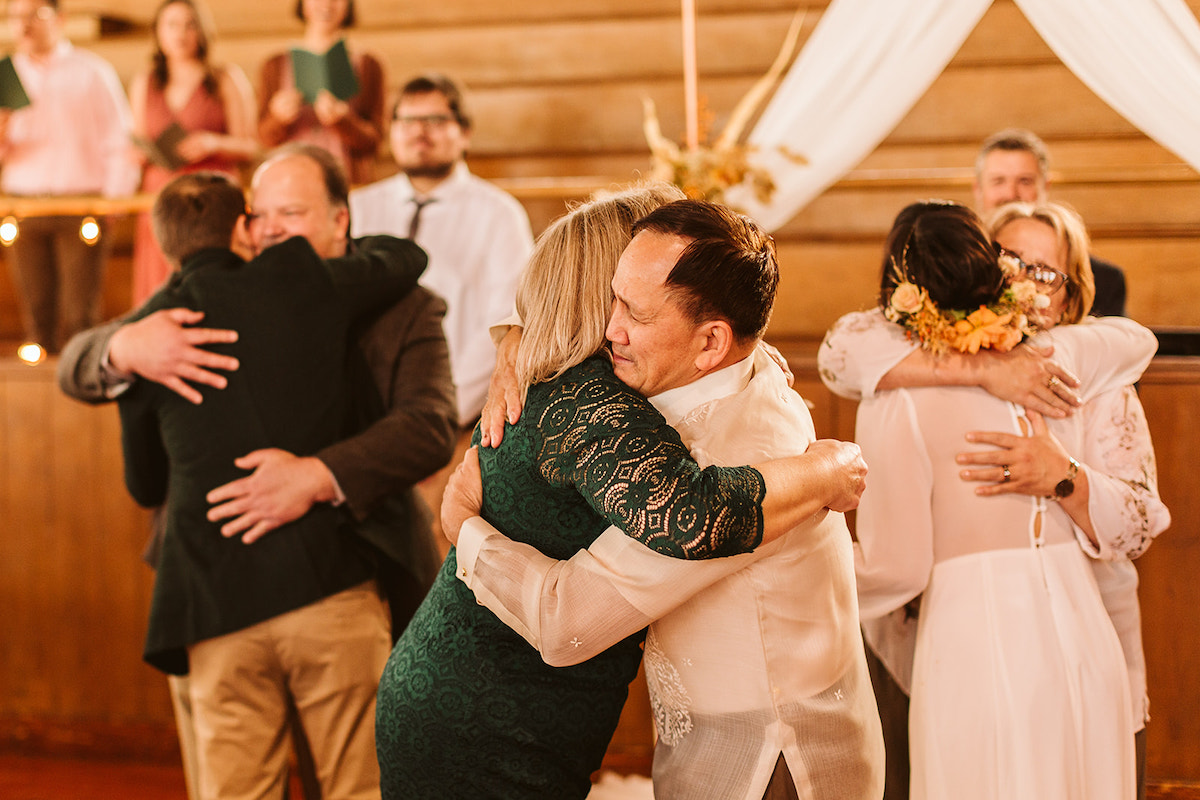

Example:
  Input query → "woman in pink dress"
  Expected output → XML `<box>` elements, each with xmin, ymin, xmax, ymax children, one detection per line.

<box><xmin>257</xmin><ymin>0</ymin><xmax>384</xmax><ymax>186</ymax></box>
<box><xmin>129</xmin><ymin>0</ymin><xmax>258</xmax><ymax>305</ymax></box>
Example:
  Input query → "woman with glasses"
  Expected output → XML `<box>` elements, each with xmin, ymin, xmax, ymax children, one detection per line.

<box><xmin>841</xmin><ymin>200</ymin><xmax>1165</xmax><ymax>800</ymax></box>
<box><xmin>257</xmin><ymin>0</ymin><xmax>384</xmax><ymax>184</ymax></box>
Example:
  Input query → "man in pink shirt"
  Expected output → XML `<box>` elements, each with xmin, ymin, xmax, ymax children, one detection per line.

<box><xmin>0</xmin><ymin>0</ymin><xmax>137</xmax><ymax>352</ymax></box>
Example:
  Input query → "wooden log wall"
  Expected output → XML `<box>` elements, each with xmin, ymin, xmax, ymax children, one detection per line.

<box><xmin>2</xmin><ymin>0</ymin><xmax>1199</xmax><ymax>339</ymax></box>
<box><xmin>1</xmin><ymin>0</ymin><xmax>1197</xmax><ymax>786</ymax></box>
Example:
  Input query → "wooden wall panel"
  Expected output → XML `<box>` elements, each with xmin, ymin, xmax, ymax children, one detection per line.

<box><xmin>6</xmin><ymin>349</ymin><xmax>1194</xmax><ymax>779</ymax></box>
<box><xmin>1137</xmin><ymin>362</ymin><xmax>1200</xmax><ymax>779</ymax></box>
<box><xmin>0</xmin><ymin>360</ymin><xmax>171</xmax><ymax>755</ymax></box>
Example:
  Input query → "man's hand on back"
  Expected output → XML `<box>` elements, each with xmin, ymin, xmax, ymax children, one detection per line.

<box><xmin>805</xmin><ymin>439</ymin><xmax>868</xmax><ymax>513</ymax></box>
<box><xmin>206</xmin><ymin>449</ymin><xmax>339</xmax><ymax>544</ymax></box>
<box><xmin>108</xmin><ymin>308</ymin><xmax>239</xmax><ymax>404</ymax></box>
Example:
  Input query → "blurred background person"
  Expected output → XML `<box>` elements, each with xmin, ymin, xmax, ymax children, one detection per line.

<box><xmin>350</xmin><ymin>73</ymin><xmax>533</xmax><ymax>550</ymax></box>
<box><xmin>128</xmin><ymin>0</ymin><xmax>258</xmax><ymax>305</ymax></box>
<box><xmin>973</xmin><ymin>128</ymin><xmax>1126</xmax><ymax>317</ymax></box>
<box><xmin>257</xmin><ymin>0</ymin><xmax>383</xmax><ymax>184</ymax></box>
<box><xmin>0</xmin><ymin>0</ymin><xmax>138</xmax><ymax>353</ymax></box>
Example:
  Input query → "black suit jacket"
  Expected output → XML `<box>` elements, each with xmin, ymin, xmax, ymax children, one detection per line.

<box><xmin>1090</xmin><ymin>255</ymin><xmax>1127</xmax><ymax>318</ymax></box>
<box><xmin>118</xmin><ymin>235</ymin><xmax>425</xmax><ymax>674</ymax></box>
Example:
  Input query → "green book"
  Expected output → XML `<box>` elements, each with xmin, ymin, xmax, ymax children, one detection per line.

<box><xmin>289</xmin><ymin>39</ymin><xmax>360</xmax><ymax>104</ymax></box>
<box><xmin>0</xmin><ymin>56</ymin><xmax>30</xmax><ymax>111</ymax></box>
<box><xmin>131</xmin><ymin>122</ymin><xmax>189</xmax><ymax>171</ymax></box>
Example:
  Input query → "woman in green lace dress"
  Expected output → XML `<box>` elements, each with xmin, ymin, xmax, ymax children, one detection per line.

<box><xmin>376</xmin><ymin>185</ymin><xmax>791</xmax><ymax>798</ymax></box>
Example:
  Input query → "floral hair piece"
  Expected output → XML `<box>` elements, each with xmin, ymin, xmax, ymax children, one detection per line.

<box><xmin>883</xmin><ymin>249</ymin><xmax>1050</xmax><ymax>355</ymax></box>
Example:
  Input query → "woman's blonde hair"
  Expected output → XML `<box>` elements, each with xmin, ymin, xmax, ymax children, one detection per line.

<box><xmin>985</xmin><ymin>201</ymin><xmax>1095</xmax><ymax>324</ymax></box>
<box><xmin>514</xmin><ymin>182</ymin><xmax>686</xmax><ymax>392</ymax></box>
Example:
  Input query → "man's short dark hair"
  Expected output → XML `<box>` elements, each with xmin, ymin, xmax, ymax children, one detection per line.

<box><xmin>393</xmin><ymin>72</ymin><xmax>471</xmax><ymax>130</ymax></box>
<box><xmin>152</xmin><ymin>172</ymin><xmax>246</xmax><ymax>265</ymax></box>
<box><xmin>632</xmin><ymin>199</ymin><xmax>778</xmax><ymax>343</ymax></box>
<box><xmin>261</xmin><ymin>142</ymin><xmax>350</xmax><ymax>209</ymax></box>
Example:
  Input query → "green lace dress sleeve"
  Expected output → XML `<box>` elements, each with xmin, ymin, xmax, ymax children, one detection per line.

<box><xmin>534</xmin><ymin>356</ymin><xmax>766</xmax><ymax>559</ymax></box>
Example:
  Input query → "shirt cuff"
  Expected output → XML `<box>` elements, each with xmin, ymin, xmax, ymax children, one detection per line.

<box><xmin>327</xmin><ymin>471</ymin><xmax>347</xmax><ymax>508</ymax></box>
<box><xmin>99</xmin><ymin>344</ymin><xmax>135</xmax><ymax>399</ymax></box>
<box><xmin>455</xmin><ymin>516</ymin><xmax>491</xmax><ymax>586</ymax></box>
<box><xmin>489</xmin><ymin>310</ymin><xmax>521</xmax><ymax>347</ymax></box>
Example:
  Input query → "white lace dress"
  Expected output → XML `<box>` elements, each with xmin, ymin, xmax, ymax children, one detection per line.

<box><xmin>851</xmin><ymin>317</ymin><xmax>1168</xmax><ymax>799</ymax></box>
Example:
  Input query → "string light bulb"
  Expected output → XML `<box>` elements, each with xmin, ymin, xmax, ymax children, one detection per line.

<box><xmin>0</xmin><ymin>215</ymin><xmax>18</xmax><ymax>246</ymax></box>
<box><xmin>79</xmin><ymin>216</ymin><xmax>101</xmax><ymax>245</ymax></box>
<box><xmin>17</xmin><ymin>342</ymin><xmax>45</xmax><ymax>366</ymax></box>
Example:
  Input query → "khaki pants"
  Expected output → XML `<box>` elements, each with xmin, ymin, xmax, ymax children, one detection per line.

<box><xmin>187</xmin><ymin>583</ymin><xmax>391</xmax><ymax>800</ymax></box>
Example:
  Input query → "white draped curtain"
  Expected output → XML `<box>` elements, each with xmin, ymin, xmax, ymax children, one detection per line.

<box><xmin>727</xmin><ymin>0</ymin><xmax>1200</xmax><ymax>232</ymax></box>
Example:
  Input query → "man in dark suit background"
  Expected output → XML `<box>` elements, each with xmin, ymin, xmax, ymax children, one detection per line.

<box><xmin>115</xmin><ymin>171</ymin><xmax>424</xmax><ymax>799</ymax></box>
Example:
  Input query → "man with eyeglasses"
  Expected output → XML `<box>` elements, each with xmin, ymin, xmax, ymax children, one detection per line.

<box><xmin>349</xmin><ymin>72</ymin><xmax>534</xmax><ymax>549</ymax></box>
<box><xmin>350</xmin><ymin>73</ymin><xmax>533</xmax><ymax>428</ymax></box>
<box><xmin>973</xmin><ymin>128</ymin><xmax>1126</xmax><ymax>317</ymax></box>
<box><xmin>0</xmin><ymin>0</ymin><xmax>138</xmax><ymax>353</ymax></box>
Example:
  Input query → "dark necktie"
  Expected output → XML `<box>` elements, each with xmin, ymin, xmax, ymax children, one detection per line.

<box><xmin>408</xmin><ymin>198</ymin><xmax>435</xmax><ymax>240</ymax></box>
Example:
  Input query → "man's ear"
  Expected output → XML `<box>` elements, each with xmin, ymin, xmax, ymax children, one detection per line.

<box><xmin>230</xmin><ymin>215</ymin><xmax>254</xmax><ymax>260</ymax></box>
<box><xmin>694</xmin><ymin>320</ymin><xmax>734</xmax><ymax>372</ymax></box>
<box><xmin>333</xmin><ymin>205</ymin><xmax>351</xmax><ymax>241</ymax></box>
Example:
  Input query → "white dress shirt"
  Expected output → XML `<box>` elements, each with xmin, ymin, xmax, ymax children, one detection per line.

<box><xmin>456</xmin><ymin>345</ymin><xmax>884</xmax><ymax>799</ymax></box>
<box><xmin>349</xmin><ymin>162</ymin><xmax>534</xmax><ymax>425</ymax></box>
<box><xmin>3</xmin><ymin>41</ymin><xmax>137</xmax><ymax>198</ymax></box>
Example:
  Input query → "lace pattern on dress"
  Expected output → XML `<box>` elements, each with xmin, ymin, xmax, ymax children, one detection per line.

<box><xmin>644</xmin><ymin>628</ymin><xmax>693</xmax><ymax>746</ymax></box>
<box><xmin>533</xmin><ymin>359</ymin><xmax>766</xmax><ymax>559</ymax></box>
<box><xmin>1091</xmin><ymin>386</ymin><xmax>1165</xmax><ymax>558</ymax></box>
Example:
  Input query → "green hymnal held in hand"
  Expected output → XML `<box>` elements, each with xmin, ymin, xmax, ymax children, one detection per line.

<box><xmin>132</xmin><ymin>122</ymin><xmax>189</xmax><ymax>171</ymax></box>
<box><xmin>290</xmin><ymin>39</ymin><xmax>360</xmax><ymax>104</ymax></box>
<box><xmin>0</xmin><ymin>56</ymin><xmax>30</xmax><ymax>110</ymax></box>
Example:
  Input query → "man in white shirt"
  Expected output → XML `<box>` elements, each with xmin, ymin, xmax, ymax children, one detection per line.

<box><xmin>349</xmin><ymin>72</ymin><xmax>533</xmax><ymax>427</ymax></box>
<box><xmin>0</xmin><ymin>0</ymin><xmax>138</xmax><ymax>352</ymax></box>
<box><xmin>444</xmin><ymin>200</ymin><xmax>883</xmax><ymax>800</ymax></box>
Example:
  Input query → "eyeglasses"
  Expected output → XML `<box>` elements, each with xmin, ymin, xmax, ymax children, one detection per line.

<box><xmin>394</xmin><ymin>114</ymin><xmax>456</xmax><ymax>129</ymax></box>
<box><xmin>1001</xmin><ymin>249</ymin><xmax>1070</xmax><ymax>292</ymax></box>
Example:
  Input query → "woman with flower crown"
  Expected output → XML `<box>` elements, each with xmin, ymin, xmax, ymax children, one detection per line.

<box><xmin>847</xmin><ymin>201</ymin><xmax>1157</xmax><ymax>800</ymax></box>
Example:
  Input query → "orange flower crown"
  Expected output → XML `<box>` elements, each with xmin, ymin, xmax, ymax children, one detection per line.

<box><xmin>883</xmin><ymin>251</ymin><xmax>1049</xmax><ymax>355</ymax></box>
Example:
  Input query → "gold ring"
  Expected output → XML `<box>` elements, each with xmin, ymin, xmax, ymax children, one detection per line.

<box><xmin>1046</xmin><ymin>375</ymin><xmax>1060</xmax><ymax>389</ymax></box>
<box><xmin>1002</xmin><ymin>465</ymin><xmax>1011</xmax><ymax>483</ymax></box>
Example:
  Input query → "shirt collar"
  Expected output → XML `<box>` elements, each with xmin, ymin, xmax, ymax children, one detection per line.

<box><xmin>648</xmin><ymin>352</ymin><xmax>755</xmax><ymax>427</ymax></box>
<box><xmin>400</xmin><ymin>160</ymin><xmax>471</xmax><ymax>203</ymax></box>
<box><xmin>18</xmin><ymin>39</ymin><xmax>72</xmax><ymax>67</ymax></box>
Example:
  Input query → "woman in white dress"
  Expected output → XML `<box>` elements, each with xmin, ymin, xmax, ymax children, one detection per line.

<box><xmin>852</xmin><ymin>201</ymin><xmax>1155</xmax><ymax>800</ymax></box>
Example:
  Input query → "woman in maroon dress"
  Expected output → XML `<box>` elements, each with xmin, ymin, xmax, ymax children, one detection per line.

<box><xmin>257</xmin><ymin>0</ymin><xmax>385</xmax><ymax>186</ymax></box>
<box><xmin>128</xmin><ymin>0</ymin><xmax>258</xmax><ymax>304</ymax></box>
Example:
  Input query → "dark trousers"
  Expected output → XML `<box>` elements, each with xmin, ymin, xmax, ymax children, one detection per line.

<box><xmin>762</xmin><ymin>753</ymin><xmax>800</xmax><ymax>800</ymax></box>
<box><xmin>5</xmin><ymin>214</ymin><xmax>109</xmax><ymax>352</ymax></box>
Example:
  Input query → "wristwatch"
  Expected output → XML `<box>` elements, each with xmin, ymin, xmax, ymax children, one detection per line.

<box><xmin>1053</xmin><ymin>457</ymin><xmax>1080</xmax><ymax>499</ymax></box>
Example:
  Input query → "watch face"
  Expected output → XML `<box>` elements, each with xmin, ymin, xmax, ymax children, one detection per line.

<box><xmin>1054</xmin><ymin>478</ymin><xmax>1075</xmax><ymax>498</ymax></box>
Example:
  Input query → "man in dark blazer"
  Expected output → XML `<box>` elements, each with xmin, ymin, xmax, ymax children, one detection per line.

<box><xmin>59</xmin><ymin>145</ymin><xmax>458</xmax><ymax>634</ymax></box>
<box><xmin>58</xmin><ymin>146</ymin><xmax>458</xmax><ymax>799</ymax></box>
<box><xmin>114</xmin><ymin>171</ymin><xmax>425</xmax><ymax>799</ymax></box>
